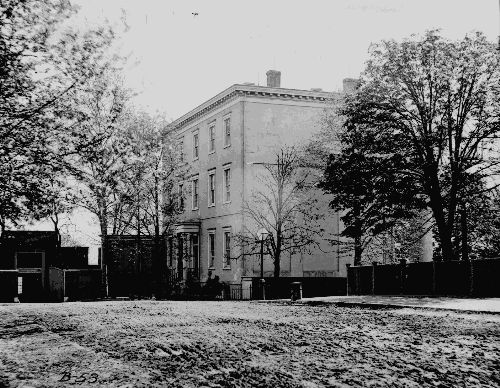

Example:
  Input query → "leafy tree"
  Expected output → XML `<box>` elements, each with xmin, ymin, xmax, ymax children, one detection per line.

<box><xmin>337</xmin><ymin>30</ymin><xmax>500</xmax><ymax>261</ymax></box>
<box><xmin>67</xmin><ymin>70</ymin><xmax>135</xmax><ymax>294</ymax></box>
<box><xmin>319</xmin><ymin>119</ymin><xmax>425</xmax><ymax>265</ymax></box>
<box><xmin>0</xmin><ymin>0</ymin><xmax>115</xmax><ymax>231</ymax></box>
<box><xmin>235</xmin><ymin>147</ymin><xmax>327</xmax><ymax>277</ymax></box>
<box><xmin>433</xmin><ymin>173</ymin><xmax>500</xmax><ymax>261</ymax></box>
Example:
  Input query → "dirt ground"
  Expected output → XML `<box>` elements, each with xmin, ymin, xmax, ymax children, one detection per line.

<box><xmin>0</xmin><ymin>301</ymin><xmax>499</xmax><ymax>388</ymax></box>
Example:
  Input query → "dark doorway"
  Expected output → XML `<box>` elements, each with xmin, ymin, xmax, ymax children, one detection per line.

<box><xmin>192</xmin><ymin>234</ymin><xmax>199</xmax><ymax>278</ymax></box>
<box><xmin>177</xmin><ymin>234</ymin><xmax>183</xmax><ymax>275</ymax></box>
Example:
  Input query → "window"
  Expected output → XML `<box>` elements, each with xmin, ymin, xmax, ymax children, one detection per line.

<box><xmin>208</xmin><ymin>232</ymin><xmax>215</xmax><ymax>268</ymax></box>
<box><xmin>177</xmin><ymin>139</ymin><xmax>184</xmax><ymax>163</ymax></box>
<box><xmin>209</xmin><ymin>124</ymin><xmax>215</xmax><ymax>153</ymax></box>
<box><xmin>223</xmin><ymin>117</ymin><xmax>231</xmax><ymax>147</ymax></box>
<box><xmin>178</xmin><ymin>184</ymin><xmax>184</xmax><ymax>208</ymax></box>
<box><xmin>17</xmin><ymin>277</ymin><xmax>22</xmax><ymax>294</ymax></box>
<box><xmin>192</xmin><ymin>178</ymin><xmax>199</xmax><ymax>209</ymax></box>
<box><xmin>208</xmin><ymin>171</ymin><xmax>215</xmax><ymax>206</ymax></box>
<box><xmin>193</xmin><ymin>132</ymin><xmax>199</xmax><ymax>159</ymax></box>
<box><xmin>223</xmin><ymin>167</ymin><xmax>231</xmax><ymax>202</ymax></box>
<box><xmin>223</xmin><ymin>230</ymin><xmax>231</xmax><ymax>268</ymax></box>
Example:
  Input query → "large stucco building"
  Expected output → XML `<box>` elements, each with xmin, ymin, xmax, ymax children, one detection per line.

<box><xmin>165</xmin><ymin>71</ymin><xmax>356</xmax><ymax>285</ymax></box>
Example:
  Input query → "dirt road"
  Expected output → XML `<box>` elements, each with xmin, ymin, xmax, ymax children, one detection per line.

<box><xmin>0</xmin><ymin>301</ymin><xmax>499</xmax><ymax>387</ymax></box>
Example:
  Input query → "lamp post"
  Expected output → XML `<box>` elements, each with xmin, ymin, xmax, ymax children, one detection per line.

<box><xmin>257</xmin><ymin>228</ymin><xmax>269</xmax><ymax>278</ymax></box>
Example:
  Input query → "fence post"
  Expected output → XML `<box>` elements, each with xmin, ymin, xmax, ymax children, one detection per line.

<box><xmin>372</xmin><ymin>262</ymin><xmax>378</xmax><ymax>296</ymax></box>
<box><xmin>259</xmin><ymin>278</ymin><xmax>266</xmax><ymax>300</ymax></box>
<box><xmin>399</xmin><ymin>259</ymin><xmax>406</xmax><ymax>296</ymax></box>
<box><xmin>346</xmin><ymin>263</ymin><xmax>351</xmax><ymax>295</ymax></box>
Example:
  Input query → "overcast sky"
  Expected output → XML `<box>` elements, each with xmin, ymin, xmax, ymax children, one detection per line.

<box><xmin>27</xmin><ymin>0</ymin><xmax>499</xmax><ymax>255</ymax></box>
<box><xmin>73</xmin><ymin>0</ymin><xmax>500</xmax><ymax>121</ymax></box>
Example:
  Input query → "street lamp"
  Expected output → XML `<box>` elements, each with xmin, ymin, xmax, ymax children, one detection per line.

<box><xmin>257</xmin><ymin>228</ymin><xmax>269</xmax><ymax>278</ymax></box>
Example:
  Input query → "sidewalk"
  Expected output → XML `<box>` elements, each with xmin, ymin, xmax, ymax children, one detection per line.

<box><xmin>261</xmin><ymin>295</ymin><xmax>500</xmax><ymax>314</ymax></box>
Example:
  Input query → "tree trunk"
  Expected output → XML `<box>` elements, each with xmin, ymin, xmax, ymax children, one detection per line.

<box><xmin>99</xmin><ymin>196</ymin><xmax>109</xmax><ymax>297</ymax></box>
<box><xmin>461</xmin><ymin>203</ymin><xmax>468</xmax><ymax>261</ymax></box>
<box><xmin>353</xmin><ymin>196</ymin><xmax>362</xmax><ymax>266</ymax></box>
<box><xmin>427</xmin><ymin>172</ymin><xmax>454</xmax><ymax>261</ymax></box>
<box><xmin>274</xmin><ymin>248</ymin><xmax>281</xmax><ymax>278</ymax></box>
<box><xmin>274</xmin><ymin>256</ymin><xmax>281</xmax><ymax>278</ymax></box>
<box><xmin>154</xmin><ymin>175</ymin><xmax>161</xmax><ymax>297</ymax></box>
<box><xmin>354</xmin><ymin>234</ymin><xmax>362</xmax><ymax>266</ymax></box>
<box><xmin>100</xmin><ymin>229</ymin><xmax>108</xmax><ymax>297</ymax></box>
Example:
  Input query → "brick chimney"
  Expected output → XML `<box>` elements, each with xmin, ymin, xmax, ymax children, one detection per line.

<box><xmin>343</xmin><ymin>78</ymin><xmax>360</xmax><ymax>94</ymax></box>
<box><xmin>266</xmin><ymin>70</ymin><xmax>281</xmax><ymax>88</ymax></box>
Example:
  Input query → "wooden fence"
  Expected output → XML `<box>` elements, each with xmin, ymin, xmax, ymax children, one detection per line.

<box><xmin>347</xmin><ymin>259</ymin><xmax>500</xmax><ymax>297</ymax></box>
<box><xmin>0</xmin><ymin>268</ymin><xmax>102</xmax><ymax>302</ymax></box>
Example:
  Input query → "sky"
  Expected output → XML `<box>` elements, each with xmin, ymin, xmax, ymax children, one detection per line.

<box><xmin>73</xmin><ymin>0</ymin><xmax>500</xmax><ymax>121</ymax></box>
<box><xmin>25</xmin><ymin>0</ymin><xmax>500</xmax><ymax>258</ymax></box>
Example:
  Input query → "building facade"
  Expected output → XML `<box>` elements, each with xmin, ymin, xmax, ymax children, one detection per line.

<box><xmin>165</xmin><ymin>71</ymin><xmax>355</xmax><ymax>285</ymax></box>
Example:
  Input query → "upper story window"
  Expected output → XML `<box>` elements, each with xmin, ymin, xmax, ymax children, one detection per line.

<box><xmin>209</xmin><ymin>124</ymin><xmax>215</xmax><ymax>154</ymax></box>
<box><xmin>192</xmin><ymin>178</ymin><xmax>199</xmax><ymax>209</ymax></box>
<box><xmin>223</xmin><ymin>117</ymin><xmax>231</xmax><ymax>147</ymax></box>
<box><xmin>176</xmin><ymin>139</ymin><xmax>185</xmax><ymax>163</ymax></box>
<box><xmin>193</xmin><ymin>132</ymin><xmax>199</xmax><ymax>160</ymax></box>
<box><xmin>223</xmin><ymin>166</ymin><xmax>231</xmax><ymax>203</ymax></box>
<box><xmin>208</xmin><ymin>170</ymin><xmax>216</xmax><ymax>207</ymax></box>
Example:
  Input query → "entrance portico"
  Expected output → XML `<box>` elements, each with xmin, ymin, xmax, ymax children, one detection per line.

<box><xmin>172</xmin><ymin>222</ymin><xmax>201</xmax><ymax>282</ymax></box>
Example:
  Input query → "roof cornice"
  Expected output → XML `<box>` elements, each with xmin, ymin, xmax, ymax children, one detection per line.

<box><xmin>167</xmin><ymin>85</ymin><xmax>338</xmax><ymax>132</ymax></box>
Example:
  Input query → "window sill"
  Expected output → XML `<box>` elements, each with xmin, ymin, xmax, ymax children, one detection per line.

<box><xmin>223</xmin><ymin>200</ymin><xmax>231</xmax><ymax>204</ymax></box>
<box><xmin>223</xmin><ymin>144</ymin><xmax>231</xmax><ymax>149</ymax></box>
<box><xmin>192</xmin><ymin>207</ymin><xmax>199</xmax><ymax>211</ymax></box>
<box><xmin>208</xmin><ymin>150</ymin><xmax>216</xmax><ymax>155</ymax></box>
<box><xmin>208</xmin><ymin>204</ymin><xmax>215</xmax><ymax>208</ymax></box>
<box><xmin>192</xmin><ymin>157</ymin><xmax>199</xmax><ymax>161</ymax></box>
<box><xmin>223</xmin><ymin>266</ymin><xmax>231</xmax><ymax>270</ymax></box>
<box><xmin>208</xmin><ymin>267</ymin><xmax>215</xmax><ymax>270</ymax></box>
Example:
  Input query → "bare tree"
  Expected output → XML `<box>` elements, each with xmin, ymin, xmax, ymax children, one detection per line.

<box><xmin>234</xmin><ymin>147</ymin><xmax>327</xmax><ymax>278</ymax></box>
<box><xmin>116</xmin><ymin>110</ymin><xmax>186</xmax><ymax>295</ymax></box>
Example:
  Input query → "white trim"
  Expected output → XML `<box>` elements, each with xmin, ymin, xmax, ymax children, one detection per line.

<box><xmin>208</xmin><ymin>170</ymin><xmax>216</xmax><ymax>207</ymax></box>
<box><xmin>170</xmin><ymin>95</ymin><xmax>329</xmax><ymax>136</ymax></box>
<box><xmin>222</xmin><ymin>166</ymin><xmax>231</xmax><ymax>204</ymax></box>
<box><xmin>208</xmin><ymin>231</ymin><xmax>216</xmax><ymax>269</ymax></box>
<box><xmin>169</xmin><ymin>84</ymin><xmax>333</xmax><ymax>130</ymax></box>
